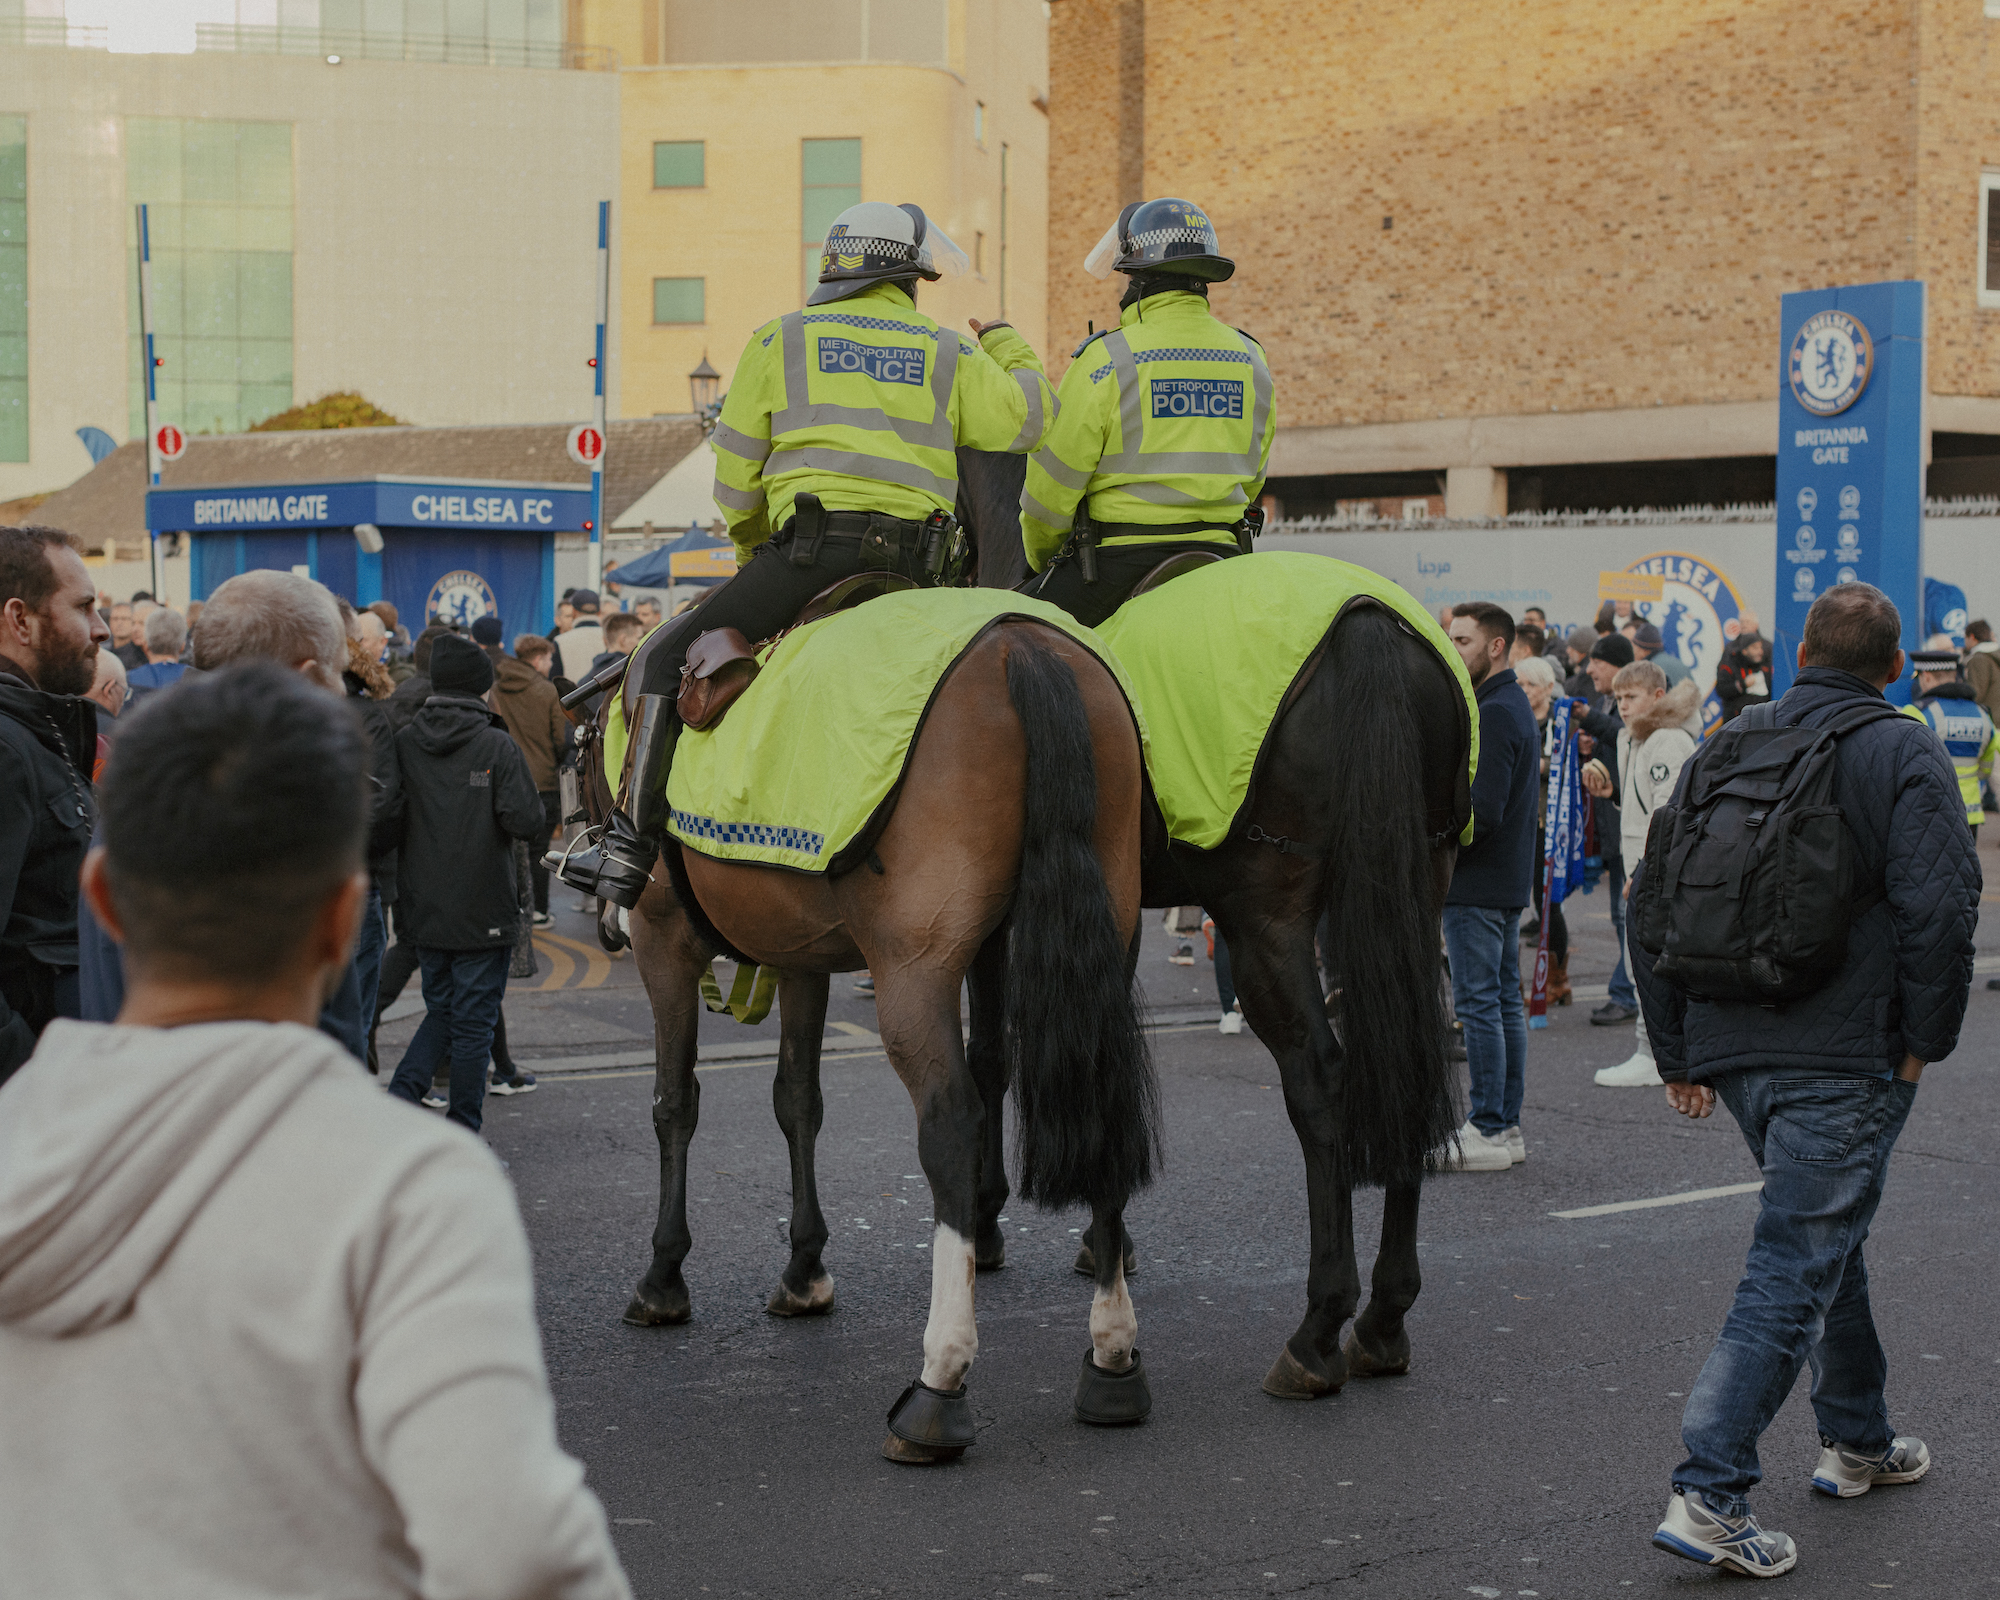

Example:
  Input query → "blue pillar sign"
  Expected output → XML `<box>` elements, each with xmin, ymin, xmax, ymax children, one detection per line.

<box><xmin>1773</xmin><ymin>280</ymin><xmax>1925</xmax><ymax>704</ymax></box>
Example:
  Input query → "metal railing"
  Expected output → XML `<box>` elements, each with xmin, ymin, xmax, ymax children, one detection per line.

<box><xmin>193</xmin><ymin>25</ymin><xmax>617</xmax><ymax>71</ymax></box>
<box><xmin>0</xmin><ymin>18</ymin><xmax>107</xmax><ymax>49</ymax></box>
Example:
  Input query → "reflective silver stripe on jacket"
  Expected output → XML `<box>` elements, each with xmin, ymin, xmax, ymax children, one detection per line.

<box><xmin>711</xmin><ymin>479</ymin><xmax>763</xmax><ymax>511</ymax></box>
<box><xmin>1095</xmin><ymin>327</ymin><xmax>1272</xmax><ymax>478</ymax></box>
<box><xmin>764</xmin><ymin>445</ymin><xmax>959</xmax><ymax>501</ymax></box>
<box><xmin>1006</xmin><ymin>367</ymin><xmax>1045</xmax><ymax>452</ymax></box>
<box><xmin>771</xmin><ymin>311</ymin><xmax>960</xmax><ymax>458</ymax></box>
<box><xmin>711</xmin><ymin>420</ymin><xmax>772</xmax><ymax>463</ymax></box>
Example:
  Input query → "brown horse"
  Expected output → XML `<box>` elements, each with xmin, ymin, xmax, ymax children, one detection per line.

<box><xmin>574</xmin><ymin>611</ymin><xmax>1162</xmax><ymax>1461</ymax></box>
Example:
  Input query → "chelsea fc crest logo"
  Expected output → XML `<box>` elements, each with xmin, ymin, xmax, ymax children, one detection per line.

<box><xmin>1788</xmin><ymin>310</ymin><xmax>1873</xmax><ymax>417</ymax></box>
<box><xmin>427</xmin><ymin>569</ymin><xmax>496</xmax><ymax>628</ymax></box>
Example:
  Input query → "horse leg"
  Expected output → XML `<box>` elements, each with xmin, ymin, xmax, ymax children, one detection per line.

<box><xmin>1344</xmin><ymin>1178</ymin><xmax>1421</xmax><ymax>1376</ymax></box>
<box><xmin>965</xmin><ymin>926</ymin><xmax>1011</xmax><ymax>1272</ymax></box>
<box><xmin>875</xmin><ymin>966</ymin><xmax>984</xmax><ymax>1465</ymax></box>
<box><xmin>1232</xmin><ymin>923</ymin><xmax>1363</xmax><ymax>1400</ymax></box>
<box><xmin>623</xmin><ymin>894</ymin><xmax>707</xmax><ymax>1327</ymax></box>
<box><xmin>766</xmin><ymin>969</ymin><xmax>835</xmax><ymax>1317</ymax></box>
<box><xmin>1071</xmin><ymin>1198</ymin><xmax>1154</xmax><ymax>1425</ymax></box>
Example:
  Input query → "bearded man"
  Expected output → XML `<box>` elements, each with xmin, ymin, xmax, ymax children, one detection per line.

<box><xmin>0</xmin><ymin>525</ymin><xmax>109</xmax><ymax>1085</ymax></box>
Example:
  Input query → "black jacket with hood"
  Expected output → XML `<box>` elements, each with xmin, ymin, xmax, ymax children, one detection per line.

<box><xmin>1635</xmin><ymin>667</ymin><xmax>1981</xmax><ymax>1084</ymax></box>
<box><xmin>393</xmin><ymin>694</ymin><xmax>543</xmax><ymax>951</ymax></box>
<box><xmin>0</xmin><ymin>665</ymin><xmax>96</xmax><ymax>1086</ymax></box>
<box><xmin>343</xmin><ymin>672</ymin><xmax>404</xmax><ymax>896</ymax></box>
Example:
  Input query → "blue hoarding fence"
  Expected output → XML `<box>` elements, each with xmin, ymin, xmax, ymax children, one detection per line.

<box><xmin>1772</xmin><ymin>281</ymin><xmax>1925</xmax><ymax>705</ymax></box>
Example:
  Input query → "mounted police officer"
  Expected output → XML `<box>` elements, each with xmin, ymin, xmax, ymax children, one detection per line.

<box><xmin>1019</xmin><ymin>198</ymin><xmax>1277</xmax><ymax>627</ymax></box>
<box><xmin>552</xmin><ymin>200</ymin><xmax>1057</xmax><ymax>909</ymax></box>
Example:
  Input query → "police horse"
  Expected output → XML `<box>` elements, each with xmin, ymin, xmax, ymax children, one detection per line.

<box><xmin>570</xmin><ymin>591</ymin><xmax>1162</xmax><ymax>1462</ymax></box>
<box><xmin>957</xmin><ymin>447</ymin><xmax>1471</xmax><ymax>1399</ymax></box>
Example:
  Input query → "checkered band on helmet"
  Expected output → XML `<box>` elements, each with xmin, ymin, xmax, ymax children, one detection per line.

<box><xmin>820</xmin><ymin>234</ymin><xmax>922</xmax><ymax>275</ymax></box>
<box><xmin>1110</xmin><ymin>197</ymin><xmax>1235</xmax><ymax>283</ymax></box>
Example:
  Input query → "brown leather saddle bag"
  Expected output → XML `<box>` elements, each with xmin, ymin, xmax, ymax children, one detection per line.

<box><xmin>677</xmin><ymin>628</ymin><xmax>761</xmax><ymax>731</ymax></box>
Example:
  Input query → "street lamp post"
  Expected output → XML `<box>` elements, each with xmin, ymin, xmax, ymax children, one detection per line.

<box><xmin>689</xmin><ymin>354</ymin><xmax>721</xmax><ymax>433</ymax></box>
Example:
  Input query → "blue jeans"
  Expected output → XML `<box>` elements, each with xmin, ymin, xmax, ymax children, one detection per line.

<box><xmin>1605</xmin><ymin>857</ymin><xmax>1635</xmax><ymax>1009</ymax></box>
<box><xmin>386</xmin><ymin>946</ymin><xmax>511</xmax><ymax>1133</ymax></box>
<box><xmin>1441</xmin><ymin>904</ymin><xmax>1526</xmax><ymax>1136</ymax></box>
<box><xmin>1213</xmin><ymin>927</ymin><xmax>1236</xmax><ymax>1013</ymax></box>
<box><xmin>1675</xmin><ymin>1070</ymin><xmax>1918</xmax><ymax>1516</ymax></box>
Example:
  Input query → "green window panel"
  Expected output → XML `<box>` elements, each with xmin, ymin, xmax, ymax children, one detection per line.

<box><xmin>128</xmin><ymin>117</ymin><xmax>295</xmax><ymax>437</ymax></box>
<box><xmin>653</xmin><ymin>276</ymin><xmax>704</xmax><ymax>325</ymax></box>
<box><xmin>0</xmin><ymin>115</ymin><xmax>21</xmax><ymax>462</ymax></box>
<box><xmin>653</xmin><ymin>140</ymin><xmax>704</xmax><ymax>189</ymax></box>
<box><xmin>801</xmin><ymin>137</ymin><xmax>860</xmax><ymax>244</ymax></box>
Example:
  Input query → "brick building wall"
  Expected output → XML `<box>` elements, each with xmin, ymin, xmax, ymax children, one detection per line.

<box><xmin>1050</xmin><ymin>0</ymin><xmax>1948</xmax><ymax>428</ymax></box>
<box><xmin>1916</xmin><ymin>0</ymin><xmax>2000</xmax><ymax>401</ymax></box>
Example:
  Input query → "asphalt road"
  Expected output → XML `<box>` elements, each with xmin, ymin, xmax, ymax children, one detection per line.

<box><xmin>463</xmin><ymin>841</ymin><xmax>2000</xmax><ymax>1599</ymax></box>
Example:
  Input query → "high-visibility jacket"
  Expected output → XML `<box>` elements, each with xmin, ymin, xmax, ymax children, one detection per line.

<box><xmin>1904</xmin><ymin>686</ymin><xmax>1996</xmax><ymax>826</ymax></box>
<box><xmin>1020</xmin><ymin>290</ymin><xmax>1276</xmax><ymax>572</ymax></box>
<box><xmin>709</xmin><ymin>282</ymin><xmax>1056</xmax><ymax>564</ymax></box>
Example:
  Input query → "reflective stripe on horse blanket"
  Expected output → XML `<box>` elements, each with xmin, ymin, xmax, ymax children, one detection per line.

<box><xmin>1094</xmin><ymin>550</ymin><xmax>1479</xmax><ymax>851</ymax></box>
<box><xmin>665</xmin><ymin>587</ymin><xmax>1145</xmax><ymax>873</ymax></box>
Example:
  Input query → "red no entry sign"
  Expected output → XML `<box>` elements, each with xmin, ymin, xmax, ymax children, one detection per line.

<box><xmin>567</xmin><ymin>423</ymin><xmax>605</xmax><ymax>466</ymax></box>
<box><xmin>154</xmin><ymin>423</ymin><xmax>186</xmax><ymax>461</ymax></box>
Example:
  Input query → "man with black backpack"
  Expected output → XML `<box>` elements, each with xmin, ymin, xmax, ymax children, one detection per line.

<box><xmin>1634</xmin><ymin>584</ymin><xmax>1980</xmax><ymax>1580</ymax></box>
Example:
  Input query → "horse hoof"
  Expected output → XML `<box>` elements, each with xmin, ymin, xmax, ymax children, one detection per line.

<box><xmin>975</xmin><ymin>1241</ymin><xmax>1007</xmax><ymax>1272</ymax></box>
<box><xmin>1341</xmin><ymin>1329</ymin><xmax>1411</xmax><ymax>1378</ymax></box>
<box><xmin>622</xmin><ymin>1286</ymin><xmax>691</xmax><ymax>1327</ymax></box>
<box><xmin>1072</xmin><ymin>1243</ymin><xmax>1140</xmax><ymax>1277</ymax></box>
<box><xmin>883</xmin><ymin>1378</ymin><xmax>975</xmax><ymax>1459</ymax></box>
<box><xmin>1074</xmin><ymin>1348</ymin><xmax>1151</xmax><ymax>1426</ymax></box>
<box><xmin>595</xmin><ymin>899</ymin><xmax>629</xmax><ymax>954</ymax></box>
<box><xmin>765</xmin><ymin>1275</ymin><xmax>835</xmax><ymax>1317</ymax></box>
<box><xmin>880</xmin><ymin>1433</ymin><xmax>967</xmax><ymax>1465</ymax></box>
<box><xmin>1262</xmin><ymin>1344</ymin><xmax>1342</xmax><ymax>1400</ymax></box>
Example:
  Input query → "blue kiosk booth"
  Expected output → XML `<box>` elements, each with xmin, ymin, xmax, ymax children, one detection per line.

<box><xmin>147</xmin><ymin>475</ymin><xmax>595</xmax><ymax>633</ymax></box>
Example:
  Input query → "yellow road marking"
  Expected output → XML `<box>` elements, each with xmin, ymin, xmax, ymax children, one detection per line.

<box><xmin>533</xmin><ymin>929</ymin><xmax>613</xmax><ymax>989</ymax></box>
<box><xmin>530</xmin><ymin>935</ymin><xmax>576</xmax><ymax>991</ymax></box>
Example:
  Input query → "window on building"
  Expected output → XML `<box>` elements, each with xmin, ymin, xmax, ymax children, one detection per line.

<box><xmin>653</xmin><ymin>140</ymin><xmax>704</xmax><ymax>189</ymax></box>
<box><xmin>127</xmin><ymin>117</ymin><xmax>295</xmax><ymax>439</ymax></box>
<box><xmin>974</xmin><ymin>101</ymin><xmax>985</xmax><ymax>146</ymax></box>
<box><xmin>653</xmin><ymin>277</ymin><xmax>705</xmax><ymax>324</ymax></box>
<box><xmin>1981</xmin><ymin>173</ymin><xmax>2000</xmax><ymax>308</ymax></box>
<box><xmin>801</xmin><ymin>137</ymin><xmax>861</xmax><ymax>298</ymax></box>
<box><xmin>0</xmin><ymin>116</ymin><xmax>24</xmax><ymax>463</ymax></box>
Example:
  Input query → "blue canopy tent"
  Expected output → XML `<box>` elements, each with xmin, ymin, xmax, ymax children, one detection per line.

<box><xmin>608</xmin><ymin>523</ymin><xmax>732</xmax><ymax>590</ymax></box>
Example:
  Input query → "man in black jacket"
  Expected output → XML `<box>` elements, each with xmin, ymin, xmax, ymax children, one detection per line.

<box><xmin>385</xmin><ymin>636</ymin><xmax>543</xmax><ymax>1133</ymax></box>
<box><xmin>0</xmin><ymin>526</ymin><xmax>107</xmax><ymax>1086</ymax></box>
<box><xmin>1438</xmin><ymin>601</ymin><xmax>1540</xmax><ymax>1172</ymax></box>
<box><xmin>1636</xmin><ymin>583</ymin><xmax>1980</xmax><ymax>1578</ymax></box>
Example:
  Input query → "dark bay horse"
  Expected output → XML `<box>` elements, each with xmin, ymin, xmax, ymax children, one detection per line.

<box><xmin>582</xmin><ymin>608</ymin><xmax>1162</xmax><ymax>1460</ymax></box>
<box><xmin>956</xmin><ymin>447</ymin><xmax>1471</xmax><ymax>1399</ymax></box>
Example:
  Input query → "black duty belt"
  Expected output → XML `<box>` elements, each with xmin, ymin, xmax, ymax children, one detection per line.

<box><xmin>1091</xmin><ymin>521</ymin><xmax>1242</xmax><ymax>542</ymax></box>
<box><xmin>778</xmin><ymin>491</ymin><xmax>963</xmax><ymax>580</ymax></box>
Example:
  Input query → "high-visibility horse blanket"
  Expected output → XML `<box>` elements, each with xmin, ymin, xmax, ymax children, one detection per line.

<box><xmin>1094</xmin><ymin>551</ymin><xmax>1479</xmax><ymax>850</ymax></box>
<box><xmin>665</xmin><ymin>587</ymin><xmax>1144</xmax><ymax>874</ymax></box>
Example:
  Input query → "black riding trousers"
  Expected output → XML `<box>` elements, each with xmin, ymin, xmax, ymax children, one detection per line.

<box><xmin>1022</xmin><ymin>539</ymin><xmax>1240</xmax><ymax>628</ymax></box>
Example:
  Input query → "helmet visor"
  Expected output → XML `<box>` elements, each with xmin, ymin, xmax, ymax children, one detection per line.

<box><xmin>1082</xmin><ymin>220</ymin><xmax>1122</xmax><ymax>279</ymax></box>
<box><xmin>919</xmin><ymin>223</ymin><xmax>971</xmax><ymax>280</ymax></box>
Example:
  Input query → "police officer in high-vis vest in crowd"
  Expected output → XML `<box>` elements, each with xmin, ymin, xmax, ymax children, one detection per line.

<box><xmin>1906</xmin><ymin>641</ymin><xmax>1996</xmax><ymax>833</ymax></box>
<box><xmin>1020</xmin><ymin>198</ymin><xmax>1277</xmax><ymax>627</ymax></box>
<box><xmin>551</xmin><ymin>200</ymin><xmax>1057</xmax><ymax>909</ymax></box>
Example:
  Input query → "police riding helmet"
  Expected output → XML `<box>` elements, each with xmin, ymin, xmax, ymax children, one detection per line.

<box><xmin>1083</xmin><ymin>197</ymin><xmax>1235</xmax><ymax>283</ymax></box>
<box><xmin>808</xmin><ymin>201</ymin><xmax>971</xmax><ymax>307</ymax></box>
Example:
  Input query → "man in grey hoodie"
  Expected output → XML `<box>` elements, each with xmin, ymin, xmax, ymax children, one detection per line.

<box><xmin>0</xmin><ymin>661</ymin><xmax>629</xmax><ymax>1598</ymax></box>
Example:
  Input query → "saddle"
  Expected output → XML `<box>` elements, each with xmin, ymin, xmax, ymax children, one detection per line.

<box><xmin>1130</xmin><ymin>548</ymin><xmax>1226</xmax><ymax>598</ymax></box>
<box><xmin>675</xmin><ymin>571</ymin><xmax>919</xmax><ymax>731</ymax></box>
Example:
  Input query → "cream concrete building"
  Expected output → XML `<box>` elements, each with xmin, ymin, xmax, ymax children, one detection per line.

<box><xmin>575</xmin><ymin>0</ymin><xmax>1049</xmax><ymax>419</ymax></box>
<box><xmin>0</xmin><ymin>20</ymin><xmax>618</xmax><ymax>501</ymax></box>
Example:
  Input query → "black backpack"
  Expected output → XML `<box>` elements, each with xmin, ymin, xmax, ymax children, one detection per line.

<box><xmin>1632</xmin><ymin>698</ymin><xmax>1908</xmax><ymax>1004</ymax></box>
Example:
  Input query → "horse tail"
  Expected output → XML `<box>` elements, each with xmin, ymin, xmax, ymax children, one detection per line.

<box><xmin>1001</xmin><ymin>634</ymin><xmax>1161</xmax><ymax>1211</ymax></box>
<box><xmin>1318</xmin><ymin>606</ymin><xmax>1459</xmax><ymax>1187</ymax></box>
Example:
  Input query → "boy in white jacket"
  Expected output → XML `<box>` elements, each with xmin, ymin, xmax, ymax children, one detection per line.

<box><xmin>1582</xmin><ymin>661</ymin><xmax>1701</xmax><ymax>1087</ymax></box>
<box><xmin>0</xmin><ymin>662</ymin><xmax>631</xmax><ymax>1600</ymax></box>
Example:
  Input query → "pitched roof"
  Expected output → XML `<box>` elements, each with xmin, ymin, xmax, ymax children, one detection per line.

<box><xmin>27</xmin><ymin>417</ymin><xmax>705</xmax><ymax>554</ymax></box>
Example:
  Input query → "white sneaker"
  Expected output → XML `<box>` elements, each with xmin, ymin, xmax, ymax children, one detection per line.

<box><xmin>1436</xmin><ymin>1120</ymin><xmax>1513</xmax><ymax>1172</ymax></box>
<box><xmin>1595</xmin><ymin>1053</ymin><xmax>1664</xmax><ymax>1087</ymax></box>
<box><xmin>1502</xmin><ymin>1125</ymin><xmax>1526</xmax><ymax>1164</ymax></box>
<box><xmin>1218</xmin><ymin>1009</ymin><xmax>1243</xmax><ymax>1035</ymax></box>
<box><xmin>1653</xmin><ymin>1488</ymin><xmax>1797</xmax><ymax>1577</ymax></box>
<box><xmin>1811</xmin><ymin>1436</ymin><xmax>1930</xmax><ymax>1497</ymax></box>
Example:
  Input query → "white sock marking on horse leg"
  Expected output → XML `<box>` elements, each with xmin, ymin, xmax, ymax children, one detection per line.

<box><xmin>920</xmin><ymin>1224</ymin><xmax>977</xmax><ymax>1390</ymax></box>
<box><xmin>1091</xmin><ymin>1263</ymin><xmax>1137</xmax><ymax>1372</ymax></box>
